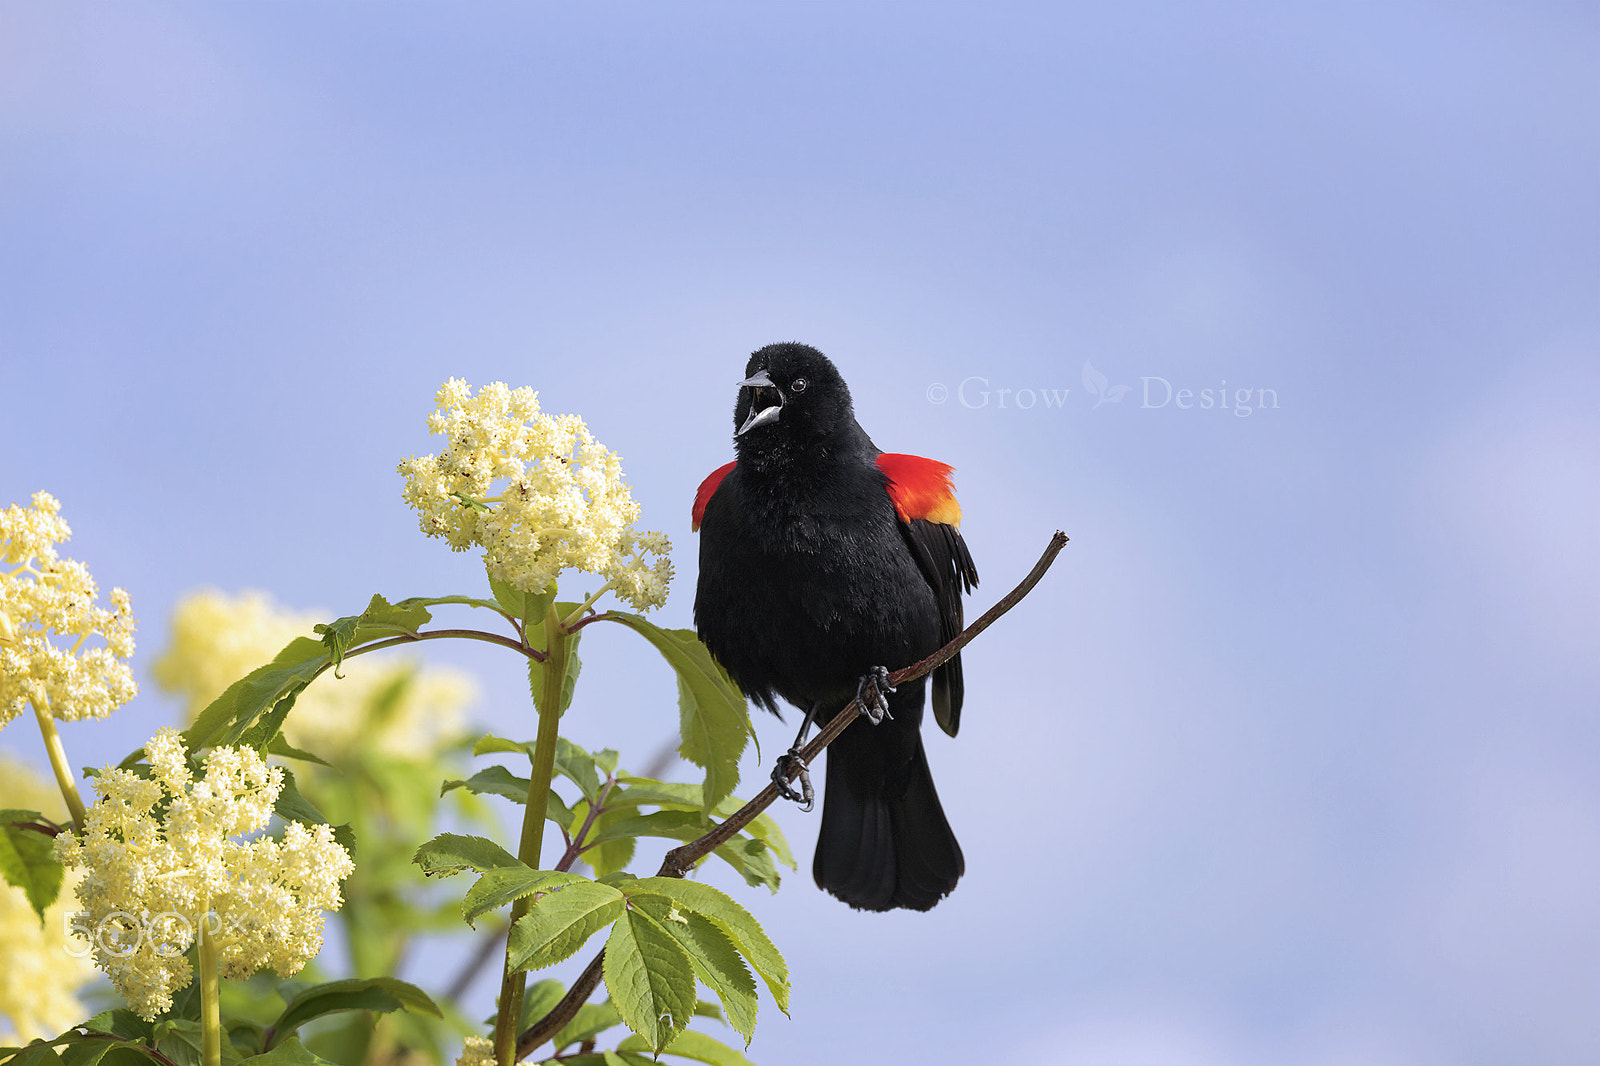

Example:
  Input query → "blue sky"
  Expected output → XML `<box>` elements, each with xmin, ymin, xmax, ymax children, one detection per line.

<box><xmin>2</xmin><ymin>3</ymin><xmax>1596</xmax><ymax>1063</ymax></box>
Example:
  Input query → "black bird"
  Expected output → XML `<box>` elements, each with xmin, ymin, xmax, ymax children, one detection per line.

<box><xmin>692</xmin><ymin>343</ymin><xmax>978</xmax><ymax>911</ymax></box>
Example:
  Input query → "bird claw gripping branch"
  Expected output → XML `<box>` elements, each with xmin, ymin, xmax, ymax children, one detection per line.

<box><xmin>772</xmin><ymin>749</ymin><xmax>815</xmax><ymax>811</ymax></box>
<box><xmin>856</xmin><ymin>665</ymin><xmax>896</xmax><ymax>725</ymax></box>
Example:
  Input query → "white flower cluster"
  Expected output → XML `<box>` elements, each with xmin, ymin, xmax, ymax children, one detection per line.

<box><xmin>1</xmin><ymin>492</ymin><xmax>137</xmax><ymax>728</ymax></box>
<box><xmin>152</xmin><ymin>589</ymin><xmax>476</xmax><ymax>761</ymax></box>
<box><xmin>54</xmin><ymin>729</ymin><xmax>355</xmax><ymax>1020</ymax></box>
<box><xmin>398</xmin><ymin>379</ymin><xmax>673</xmax><ymax>611</ymax></box>
<box><xmin>454</xmin><ymin>1036</ymin><xmax>495</xmax><ymax>1066</ymax></box>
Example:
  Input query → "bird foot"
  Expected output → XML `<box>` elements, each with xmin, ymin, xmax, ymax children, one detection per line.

<box><xmin>771</xmin><ymin>749</ymin><xmax>814</xmax><ymax>811</ymax></box>
<box><xmin>857</xmin><ymin>666</ymin><xmax>896</xmax><ymax>724</ymax></box>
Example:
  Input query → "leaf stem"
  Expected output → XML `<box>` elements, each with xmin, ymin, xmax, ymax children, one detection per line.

<box><xmin>493</xmin><ymin>600</ymin><xmax>570</xmax><ymax>1066</ymax></box>
<box><xmin>30</xmin><ymin>694</ymin><xmax>86</xmax><ymax>831</ymax></box>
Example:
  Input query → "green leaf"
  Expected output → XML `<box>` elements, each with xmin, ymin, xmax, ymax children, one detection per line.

<box><xmin>272</xmin><ymin>770</ymin><xmax>355</xmax><ymax>855</ymax></box>
<box><xmin>603</xmin><ymin>907</ymin><xmax>698</xmax><ymax>1052</ymax></box>
<box><xmin>623</xmin><ymin>878</ymin><xmax>789</xmax><ymax>1014</ymax></box>
<box><xmin>0</xmin><ymin>810</ymin><xmax>63</xmax><ymax>922</ymax></box>
<box><xmin>462</xmin><ymin>868</ymin><xmax>585</xmax><ymax>926</ymax></box>
<box><xmin>506</xmin><ymin>880</ymin><xmax>625</xmax><ymax>972</ymax></box>
<box><xmin>549</xmin><ymin>1001</ymin><xmax>622</xmax><ymax>1053</ymax></box>
<box><xmin>603</xmin><ymin>614</ymin><xmax>751</xmax><ymax>816</ymax></box>
<box><xmin>262</xmin><ymin>733</ymin><xmax>333</xmax><ymax>768</ymax></box>
<box><xmin>153</xmin><ymin>1019</ymin><xmax>203</xmax><ymax>1066</ymax></box>
<box><xmin>268</xmin><ymin>978</ymin><xmax>440</xmax><ymax>1047</ymax></box>
<box><xmin>240</xmin><ymin>1036</ymin><xmax>338</xmax><ymax>1066</ymax></box>
<box><xmin>315</xmin><ymin>594</ymin><xmax>433</xmax><ymax>670</ymax></box>
<box><xmin>413</xmin><ymin>833</ymin><xmax>520</xmax><ymax>877</ymax></box>
<box><xmin>1</xmin><ymin>1042</ymin><xmax>66</xmax><ymax>1066</ymax></box>
<box><xmin>611</xmin><ymin>778</ymin><xmax>794</xmax><ymax>870</ymax></box>
<box><xmin>57</xmin><ymin>1040</ymin><xmax>156</xmax><ymax>1066</ymax></box>
<box><xmin>515</xmin><ymin>978</ymin><xmax>567</xmax><ymax>1032</ymax></box>
<box><xmin>575</xmin><ymin>803</ymin><xmax>636</xmax><ymax>880</ymax></box>
<box><xmin>617</xmin><ymin>1028</ymin><xmax>758</xmax><ymax>1066</ymax></box>
<box><xmin>488</xmin><ymin>567</ymin><xmax>555</xmax><ymax>632</ymax></box>
<box><xmin>527</xmin><ymin>628</ymin><xmax>583</xmax><ymax>716</ymax></box>
<box><xmin>472</xmin><ymin>734</ymin><xmax>533</xmax><ymax>758</ymax></box>
<box><xmin>81</xmin><ymin>1011</ymin><xmax>156</xmax><ymax>1044</ymax></box>
<box><xmin>629</xmin><ymin>895</ymin><xmax>758</xmax><ymax>1045</ymax></box>
<box><xmin>439</xmin><ymin>767</ymin><xmax>573</xmax><ymax>827</ymax></box>
<box><xmin>585</xmin><ymin>812</ymin><xmax>780</xmax><ymax>891</ymax></box>
<box><xmin>184</xmin><ymin>636</ymin><xmax>329</xmax><ymax>749</ymax></box>
<box><xmin>552</xmin><ymin>737</ymin><xmax>603</xmax><ymax>801</ymax></box>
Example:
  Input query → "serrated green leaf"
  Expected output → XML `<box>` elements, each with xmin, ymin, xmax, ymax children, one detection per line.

<box><xmin>463</xmin><ymin>868</ymin><xmax>585</xmax><ymax>926</ymax></box>
<box><xmin>184</xmin><ymin>637</ymin><xmax>330</xmax><ymax>749</ymax></box>
<box><xmin>268</xmin><ymin>978</ymin><xmax>440</xmax><ymax>1047</ymax></box>
<box><xmin>439</xmin><ymin>767</ymin><xmax>572</xmax><ymax>826</ymax></box>
<box><xmin>617</xmin><ymin>1028</ymin><xmax>757</xmax><ymax>1066</ymax></box>
<box><xmin>629</xmin><ymin>895</ymin><xmax>758</xmax><ymax>1045</ymax></box>
<box><xmin>0</xmin><ymin>811</ymin><xmax>63</xmax><ymax>922</ymax></box>
<box><xmin>623</xmin><ymin>878</ymin><xmax>789</xmax><ymax>1014</ymax></box>
<box><xmin>603</xmin><ymin>615</ymin><xmax>751</xmax><ymax>816</ymax></box>
<box><xmin>413</xmin><ymin>833</ymin><xmax>520</xmax><ymax>877</ymax></box>
<box><xmin>506</xmin><ymin>880</ymin><xmax>625</xmax><ymax>972</ymax></box>
<box><xmin>603</xmin><ymin>907</ymin><xmax>697</xmax><ymax>1052</ymax></box>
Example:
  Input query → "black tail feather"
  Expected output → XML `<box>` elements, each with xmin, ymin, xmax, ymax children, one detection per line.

<box><xmin>813</xmin><ymin>718</ymin><xmax>963</xmax><ymax>911</ymax></box>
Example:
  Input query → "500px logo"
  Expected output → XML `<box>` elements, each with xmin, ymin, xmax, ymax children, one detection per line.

<box><xmin>63</xmin><ymin>908</ymin><xmax>248</xmax><ymax>958</ymax></box>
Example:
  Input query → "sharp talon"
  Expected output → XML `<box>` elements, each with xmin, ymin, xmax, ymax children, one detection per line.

<box><xmin>772</xmin><ymin>749</ymin><xmax>814</xmax><ymax>811</ymax></box>
<box><xmin>856</xmin><ymin>666</ymin><xmax>895</xmax><ymax>725</ymax></box>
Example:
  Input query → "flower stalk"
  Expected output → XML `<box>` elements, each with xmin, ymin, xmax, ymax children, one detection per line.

<box><xmin>198</xmin><ymin>911</ymin><xmax>222</xmax><ymax>1066</ymax></box>
<box><xmin>493</xmin><ymin>600</ymin><xmax>570</xmax><ymax>1066</ymax></box>
<box><xmin>30</xmin><ymin>696</ymin><xmax>86</xmax><ymax>830</ymax></box>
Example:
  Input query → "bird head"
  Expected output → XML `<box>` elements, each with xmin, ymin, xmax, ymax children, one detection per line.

<box><xmin>732</xmin><ymin>343</ymin><xmax>854</xmax><ymax>451</ymax></box>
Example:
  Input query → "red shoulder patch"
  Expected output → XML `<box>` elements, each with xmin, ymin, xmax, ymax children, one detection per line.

<box><xmin>876</xmin><ymin>453</ymin><xmax>962</xmax><ymax>527</ymax></box>
<box><xmin>692</xmin><ymin>461</ymin><xmax>737</xmax><ymax>531</ymax></box>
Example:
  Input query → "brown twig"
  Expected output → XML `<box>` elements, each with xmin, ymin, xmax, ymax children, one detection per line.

<box><xmin>514</xmin><ymin>530</ymin><xmax>1069</xmax><ymax>1061</ymax></box>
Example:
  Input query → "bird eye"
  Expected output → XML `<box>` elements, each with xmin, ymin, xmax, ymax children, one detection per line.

<box><xmin>791</xmin><ymin>377</ymin><xmax>808</xmax><ymax>393</ymax></box>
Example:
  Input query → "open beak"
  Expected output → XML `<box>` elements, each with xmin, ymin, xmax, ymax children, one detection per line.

<box><xmin>736</xmin><ymin>368</ymin><xmax>783</xmax><ymax>436</ymax></box>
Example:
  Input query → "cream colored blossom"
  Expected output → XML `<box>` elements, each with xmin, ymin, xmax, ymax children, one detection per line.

<box><xmin>0</xmin><ymin>756</ymin><xmax>96</xmax><ymax>1044</ymax></box>
<box><xmin>54</xmin><ymin>729</ymin><xmax>354</xmax><ymax>1020</ymax></box>
<box><xmin>398</xmin><ymin>379</ymin><xmax>673</xmax><ymax>611</ymax></box>
<box><xmin>152</xmin><ymin>589</ymin><xmax>475</xmax><ymax>761</ymax></box>
<box><xmin>454</xmin><ymin>1036</ymin><xmax>495</xmax><ymax>1066</ymax></box>
<box><xmin>1</xmin><ymin>492</ymin><xmax>137</xmax><ymax>729</ymax></box>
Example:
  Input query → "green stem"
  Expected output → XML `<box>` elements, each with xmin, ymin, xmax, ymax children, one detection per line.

<box><xmin>30</xmin><ymin>696</ymin><xmax>86</xmax><ymax>830</ymax></box>
<box><xmin>199</xmin><ymin>912</ymin><xmax>222</xmax><ymax>1066</ymax></box>
<box><xmin>493</xmin><ymin>601</ymin><xmax>570</xmax><ymax>1066</ymax></box>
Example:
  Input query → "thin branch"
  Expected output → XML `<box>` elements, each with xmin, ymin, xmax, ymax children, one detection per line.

<box><xmin>514</xmin><ymin>530</ymin><xmax>1069</xmax><ymax>1061</ymax></box>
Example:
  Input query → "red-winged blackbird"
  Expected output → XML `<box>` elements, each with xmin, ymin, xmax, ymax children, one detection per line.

<box><xmin>692</xmin><ymin>343</ymin><xmax>978</xmax><ymax>911</ymax></box>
